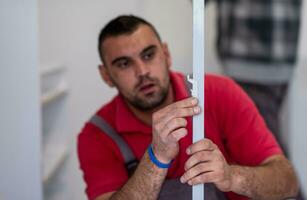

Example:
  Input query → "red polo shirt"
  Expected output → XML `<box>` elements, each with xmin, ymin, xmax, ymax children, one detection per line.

<box><xmin>78</xmin><ymin>72</ymin><xmax>282</xmax><ymax>200</ymax></box>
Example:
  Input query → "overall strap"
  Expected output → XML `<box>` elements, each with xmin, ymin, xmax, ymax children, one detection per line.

<box><xmin>89</xmin><ymin>115</ymin><xmax>138</xmax><ymax>172</ymax></box>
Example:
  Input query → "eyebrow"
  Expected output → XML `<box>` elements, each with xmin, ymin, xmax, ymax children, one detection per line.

<box><xmin>140</xmin><ymin>45</ymin><xmax>157</xmax><ymax>56</ymax></box>
<box><xmin>111</xmin><ymin>56</ymin><xmax>129</xmax><ymax>66</ymax></box>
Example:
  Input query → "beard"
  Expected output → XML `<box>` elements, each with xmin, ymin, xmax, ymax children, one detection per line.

<box><xmin>124</xmin><ymin>74</ymin><xmax>170</xmax><ymax>111</ymax></box>
<box><xmin>127</xmin><ymin>77</ymin><xmax>169</xmax><ymax>111</ymax></box>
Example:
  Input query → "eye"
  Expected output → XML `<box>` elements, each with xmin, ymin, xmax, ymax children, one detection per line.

<box><xmin>116</xmin><ymin>59</ymin><xmax>130</xmax><ymax>69</ymax></box>
<box><xmin>142</xmin><ymin>49</ymin><xmax>155</xmax><ymax>61</ymax></box>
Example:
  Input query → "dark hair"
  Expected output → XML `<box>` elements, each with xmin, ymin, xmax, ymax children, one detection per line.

<box><xmin>98</xmin><ymin>15</ymin><xmax>161</xmax><ymax>62</ymax></box>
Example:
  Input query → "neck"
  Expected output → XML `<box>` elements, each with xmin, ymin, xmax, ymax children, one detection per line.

<box><xmin>126</xmin><ymin>85</ymin><xmax>174</xmax><ymax>126</ymax></box>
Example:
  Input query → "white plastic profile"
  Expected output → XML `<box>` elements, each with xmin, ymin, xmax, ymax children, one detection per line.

<box><xmin>189</xmin><ymin>0</ymin><xmax>205</xmax><ymax>199</ymax></box>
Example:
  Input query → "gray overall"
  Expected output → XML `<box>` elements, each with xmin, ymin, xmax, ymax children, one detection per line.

<box><xmin>90</xmin><ymin>115</ymin><xmax>227</xmax><ymax>200</ymax></box>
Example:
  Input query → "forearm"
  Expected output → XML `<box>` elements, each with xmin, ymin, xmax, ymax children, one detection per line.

<box><xmin>230</xmin><ymin>156</ymin><xmax>299</xmax><ymax>200</ymax></box>
<box><xmin>110</xmin><ymin>152</ymin><xmax>167</xmax><ymax>200</ymax></box>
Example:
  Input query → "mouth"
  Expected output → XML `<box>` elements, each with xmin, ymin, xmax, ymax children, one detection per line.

<box><xmin>138</xmin><ymin>83</ymin><xmax>156</xmax><ymax>95</ymax></box>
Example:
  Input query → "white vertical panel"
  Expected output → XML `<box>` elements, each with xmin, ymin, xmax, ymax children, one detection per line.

<box><xmin>289</xmin><ymin>0</ymin><xmax>307</xmax><ymax>195</ymax></box>
<box><xmin>192</xmin><ymin>0</ymin><xmax>205</xmax><ymax>199</ymax></box>
<box><xmin>0</xmin><ymin>1</ymin><xmax>42</xmax><ymax>200</ymax></box>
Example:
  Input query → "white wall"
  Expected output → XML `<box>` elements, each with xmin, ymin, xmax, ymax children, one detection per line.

<box><xmin>0</xmin><ymin>1</ymin><xmax>42</xmax><ymax>200</ymax></box>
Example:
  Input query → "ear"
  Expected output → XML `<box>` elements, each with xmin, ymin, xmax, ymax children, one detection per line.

<box><xmin>98</xmin><ymin>64</ymin><xmax>115</xmax><ymax>87</ymax></box>
<box><xmin>162</xmin><ymin>42</ymin><xmax>172</xmax><ymax>69</ymax></box>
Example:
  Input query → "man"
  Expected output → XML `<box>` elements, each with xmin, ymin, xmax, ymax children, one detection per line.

<box><xmin>78</xmin><ymin>15</ymin><xmax>298</xmax><ymax>200</ymax></box>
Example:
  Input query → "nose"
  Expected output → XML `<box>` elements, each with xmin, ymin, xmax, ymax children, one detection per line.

<box><xmin>134</xmin><ymin>60</ymin><xmax>149</xmax><ymax>77</ymax></box>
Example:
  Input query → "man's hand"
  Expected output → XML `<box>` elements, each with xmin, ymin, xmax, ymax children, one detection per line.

<box><xmin>151</xmin><ymin>97</ymin><xmax>201</xmax><ymax>163</ymax></box>
<box><xmin>180</xmin><ymin>139</ymin><xmax>232</xmax><ymax>191</ymax></box>
<box><xmin>180</xmin><ymin>139</ymin><xmax>299</xmax><ymax>199</ymax></box>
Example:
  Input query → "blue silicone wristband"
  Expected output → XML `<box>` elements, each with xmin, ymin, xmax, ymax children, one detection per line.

<box><xmin>148</xmin><ymin>145</ymin><xmax>172</xmax><ymax>169</ymax></box>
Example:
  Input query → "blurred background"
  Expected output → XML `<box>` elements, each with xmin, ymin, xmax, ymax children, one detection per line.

<box><xmin>0</xmin><ymin>0</ymin><xmax>306</xmax><ymax>199</ymax></box>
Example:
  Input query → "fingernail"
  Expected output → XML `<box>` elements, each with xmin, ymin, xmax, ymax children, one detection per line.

<box><xmin>186</xmin><ymin>148</ymin><xmax>191</xmax><ymax>155</ymax></box>
<box><xmin>192</xmin><ymin>98</ymin><xmax>198</xmax><ymax>104</ymax></box>
<box><xmin>180</xmin><ymin>177</ymin><xmax>185</xmax><ymax>183</ymax></box>
<box><xmin>194</xmin><ymin>107</ymin><xmax>200</xmax><ymax>113</ymax></box>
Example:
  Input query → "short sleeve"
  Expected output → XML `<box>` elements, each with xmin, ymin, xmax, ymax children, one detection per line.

<box><xmin>216</xmin><ymin>77</ymin><xmax>283</xmax><ymax>165</ymax></box>
<box><xmin>77</xmin><ymin>124</ymin><xmax>129</xmax><ymax>200</ymax></box>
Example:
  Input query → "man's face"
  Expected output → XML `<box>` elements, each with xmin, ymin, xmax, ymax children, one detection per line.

<box><xmin>100</xmin><ymin>24</ymin><xmax>172</xmax><ymax>111</ymax></box>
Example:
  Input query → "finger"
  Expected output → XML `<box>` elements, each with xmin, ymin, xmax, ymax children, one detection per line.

<box><xmin>186</xmin><ymin>139</ymin><xmax>216</xmax><ymax>155</ymax></box>
<box><xmin>180</xmin><ymin>162</ymin><xmax>214</xmax><ymax>183</ymax></box>
<box><xmin>153</xmin><ymin>97</ymin><xmax>200</xmax><ymax>127</ymax></box>
<box><xmin>153</xmin><ymin>104</ymin><xmax>200</xmax><ymax>133</ymax></box>
<box><xmin>170</xmin><ymin>97</ymin><xmax>198</xmax><ymax>109</ymax></box>
<box><xmin>161</xmin><ymin>118</ymin><xmax>187</xmax><ymax>137</ymax></box>
<box><xmin>187</xmin><ymin>171</ymin><xmax>219</xmax><ymax>185</ymax></box>
<box><xmin>184</xmin><ymin>150</ymin><xmax>214</xmax><ymax>170</ymax></box>
<box><xmin>162</xmin><ymin>105</ymin><xmax>201</xmax><ymax>126</ymax></box>
<box><xmin>173</xmin><ymin>106</ymin><xmax>201</xmax><ymax>118</ymax></box>
<box><xmin>168</xmin><ymin>128</ymin><xmax>188</xmax><ymax>142</ymax></box>
<box><xmin>160</xmin><ymin>97</ymin><xmax>199</xmax><ymax>115</ymax></box>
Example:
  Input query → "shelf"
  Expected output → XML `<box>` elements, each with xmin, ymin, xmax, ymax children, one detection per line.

<box><xmin>40</xmin><ymin>62</ymin><xmax>70</xmax><ymax>197</ymax></box>
<box><xmin>40</xmin><ymin>63</ymin><xmax>65</xmax><ymax>76</ymax></box>
<box><xmin>41</xmin><ymin>83</ymin><xmax>68</xmax><ymax>106</ymax></box>
<box><xmin>43</xmin><ymin>143</ymin><xmax>69</xmax><ymax>183</ymax></box>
